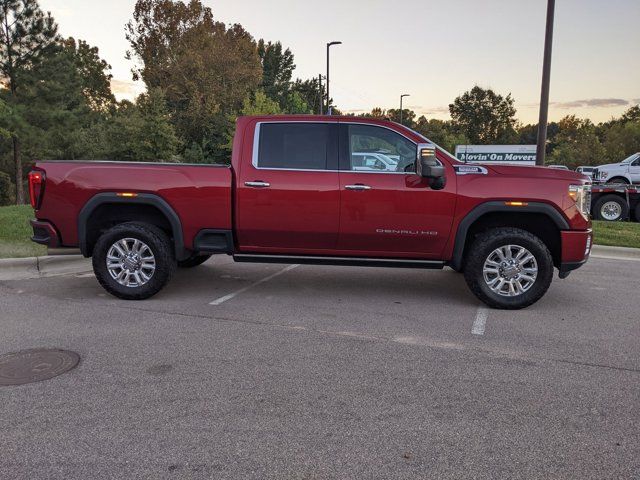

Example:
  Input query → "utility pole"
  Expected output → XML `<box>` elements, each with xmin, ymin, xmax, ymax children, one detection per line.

<box><xmin>318</xmin><ymin>74</ymin><xmax>323</xmax><ymax>115</ymax></box>
<box><xmin>400</xmin><ymin>94</ymin><xmax>410</xmax><ymax>125</ymax></box>
<box><xmin>536</xmin><ymin>0</ymin><xmax>555</xmax><ymax>166</ymax></box>
<box><xmin>326</xmin><ymin>41</ymin><xmax>342</xmax><ymax>114</ymax></box>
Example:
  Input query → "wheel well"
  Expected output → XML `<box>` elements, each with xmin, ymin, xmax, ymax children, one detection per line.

<box><xmin>607</xmin><ymin>176</ymin><xmax>630</xmax><ymax>183</ymax></box>
<box><xmin>85</xmin><ymin>203</ymin><xmax>173</xmax><ymax>256</ymax></box>
<box><xmin>462</xmin><ymin>212</ymin><xmax>562</xmax><ymax>267</ymax></box>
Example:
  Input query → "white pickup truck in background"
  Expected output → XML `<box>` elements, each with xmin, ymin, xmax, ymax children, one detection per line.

<box><xmin>593</xmin><ymin>152</ymin><xmax>640</xmax><ymax>184</ymax></box>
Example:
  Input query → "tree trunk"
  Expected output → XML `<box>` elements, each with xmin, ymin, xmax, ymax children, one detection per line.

<box><xmin>13</xmin><ymin>136</ymin><xmax>24</xmax><ymax>205</ymax></box>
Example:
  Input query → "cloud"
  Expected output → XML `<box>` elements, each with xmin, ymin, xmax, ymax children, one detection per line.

<box><xmin>419</xmin><ymin>106</ymin><xmax>450</xmax><ymax>115</ymax></box>
<box><xmin>553</xmin><ymin>98</ymin><xmax>629</xmax><ymax>109</ymax></box>
<box><xmin>110</xmin><ymin>79</ymin><xmax>145</xmax><ymax>101</ymax></box>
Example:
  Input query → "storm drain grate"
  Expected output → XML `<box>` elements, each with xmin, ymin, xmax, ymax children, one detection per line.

<box><xmin>0</xmin><ymin>349</ymin><xmax>80</xmax><ymax>386</ymax></box>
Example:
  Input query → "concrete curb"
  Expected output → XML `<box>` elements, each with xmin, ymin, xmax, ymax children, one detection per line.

<box><xmin>0</xmin><ymin>255</ymin><xmax>92</xmax><ymax>281</ymax></box>
<box><xmin>591</xmin><ymin>244</ymin><xmax>640</xmax><ymax>260</ymax></box>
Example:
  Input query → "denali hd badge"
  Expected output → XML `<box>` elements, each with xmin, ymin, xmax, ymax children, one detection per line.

<box><xmin>454</xmin><ymin>165</ymin><xmax>488</xmax><ymax>175</ymax></box>
<box><xmin>376</xmin><ymin>229</ymin><xmax>438</xmax><ymax>236</ymax></box>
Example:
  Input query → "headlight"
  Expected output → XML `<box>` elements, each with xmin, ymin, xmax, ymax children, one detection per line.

<box><xmin>569</xmin><ymin>184</ymin><xmax>591</xmax><ymax>219</ymax></box>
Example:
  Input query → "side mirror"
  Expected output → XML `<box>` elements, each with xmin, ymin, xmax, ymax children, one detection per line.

<box><xmin>416</xmin><ymin>143</ymin><xmax>446</xmax><ymax>190</ymax></box>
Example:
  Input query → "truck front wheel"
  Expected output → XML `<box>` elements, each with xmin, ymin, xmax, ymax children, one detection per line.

<box><xmin>92</xmin><ymin>222</ymin><xmax>176</xmax><ymax>300</ymax></box>
<box><xmin>463</xmin><ymin>228</ymin><xmax>554</xmax><ymax>309</ymax></box>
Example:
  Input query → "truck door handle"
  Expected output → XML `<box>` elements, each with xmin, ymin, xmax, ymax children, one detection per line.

<box><xmin>245</xmin><ymin>181</ymin><xmax>270</xmax><ymax>188</ymax></box>
<box><xmin>345</xmin><ymin>184</ymin><xmax>372</xmax><ymax>191</ymax></box>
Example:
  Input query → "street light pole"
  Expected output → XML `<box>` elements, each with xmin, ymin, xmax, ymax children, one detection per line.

<box><xmin>318</xmin><ymin>74</ymin><xmax>323</xmax><ymax>115</ymax></box>
<box><xmin>536</xmin><ymin>0</ymin><xmax>555</xmax><ymax>166</ymax></box>
<box><xmin>400</xmin><ymin>94</ymin><xmax>410</xmax><ymax>125</ymax></box>
<box><xmin>326</xmin><ymin>41</ymin><xmax>342</xmax><ymax>115</ymax></box>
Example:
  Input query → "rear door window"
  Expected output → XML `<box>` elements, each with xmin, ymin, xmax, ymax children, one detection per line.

<box><xmin>257</xmin><ymin>123</ymin><xmax>331</xmax><ymax>170</ymax></box>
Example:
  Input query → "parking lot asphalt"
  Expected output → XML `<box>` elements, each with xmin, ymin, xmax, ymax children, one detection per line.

<box><xmin>1</xmin><ymin>254</ymin><xmax>639</xmax><ymax>479</ymax></box>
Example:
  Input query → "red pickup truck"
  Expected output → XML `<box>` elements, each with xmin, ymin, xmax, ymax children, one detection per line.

<box><xmin>28</xmin><ymin>115</ymin><xmax>592</xmax><ymax>309</ymax></box>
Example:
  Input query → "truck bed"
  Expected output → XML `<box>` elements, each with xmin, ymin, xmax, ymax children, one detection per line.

<box><xmin>33</xmin><ymin>161</ymin><xmax>233</xmax><ymax>250</ymax></box>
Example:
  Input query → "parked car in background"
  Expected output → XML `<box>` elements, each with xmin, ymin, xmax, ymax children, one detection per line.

<box><xmin>576</xmin><ymin>166</ymin><xmax>595</xmax><ymax>178</ymax></box>
<box><xmin>592</xmin><ymin>152</ymin><xmax>640</xmax><ymax>184</ymax></box>
<box><xmin>547</xmin><ymin>165</ymin><xmax>570</xmax><ymax>170</ymax></box>
<box><xmin>352</xmin><ymin>152</ymin><xmax>398</xmax><ymax>171</ymax></box>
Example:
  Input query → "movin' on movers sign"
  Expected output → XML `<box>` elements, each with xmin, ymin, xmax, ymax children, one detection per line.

<box><xmin>454</xmin><ymin>145</ymin><xmax>536</xmax><ymax>165</ymax></box>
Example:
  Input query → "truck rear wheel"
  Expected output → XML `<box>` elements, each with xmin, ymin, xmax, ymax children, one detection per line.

<box><xmin>92</xmin><ymin>222</ymin><xmax>176</xmax><ymax>300</ymax></box>
<box><xmin>463</xmin><ymin>228</ymin><xmax>554</xmax><ymax>310</ymax></box>
<box><xmin>593</xmin><ymin>194</ymin><xmax>628</xmax><ymax>221</ymax></box>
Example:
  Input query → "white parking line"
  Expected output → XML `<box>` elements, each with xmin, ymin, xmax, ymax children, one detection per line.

<box><xmin>209</xmin><ymin>264</ymin><xmax>299</xmax><ymax>305</ymax></box>
<box><xmin>472</xmin><ymin>307</ymin><xmax>489</xmax><ymax>335</ymax></box>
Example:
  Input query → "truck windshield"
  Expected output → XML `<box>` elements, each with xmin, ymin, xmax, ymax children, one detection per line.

<box><xmin>621</xmin><ymin>153</ymin><xmax>640</xmax><ymax>164</ymax></box>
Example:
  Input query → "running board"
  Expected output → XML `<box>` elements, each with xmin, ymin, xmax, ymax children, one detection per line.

<box><xmin>233</xmin><ymin>254</ymin><xmax>445</xmax><ymax>269</ymax></box>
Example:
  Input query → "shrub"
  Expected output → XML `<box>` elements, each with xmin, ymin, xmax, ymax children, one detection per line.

<box><xmin>0</xmin><ymin>171</ymin><xmax>16</xmax><ymax>206</ymax></box>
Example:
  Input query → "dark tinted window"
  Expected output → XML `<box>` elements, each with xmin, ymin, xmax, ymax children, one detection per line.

<box><xmin>258</xmin><ymin>123</ymin><xmax>328</xmax><ymax>170</ymax></box>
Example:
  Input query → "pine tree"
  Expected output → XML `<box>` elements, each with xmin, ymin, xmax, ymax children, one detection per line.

<box><xmin>0</xmin><ymin>0</ymin><xmax>58</xmax><ymax>204</ymax></box>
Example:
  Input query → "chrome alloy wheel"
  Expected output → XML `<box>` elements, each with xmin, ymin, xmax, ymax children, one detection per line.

<box><xmin>482</xmin><ymin>244</ymin><xmax>538</xmax><ymax>297</ymax></box>
<box><xmin>601</xmin><ymin>201</ymin><xmax>622</xmax><ymax>221</ymax></box>
<box><xmin>106</xmin><ymin>238</ymin><xmax>156</xmax><ymax>288</ymax></box>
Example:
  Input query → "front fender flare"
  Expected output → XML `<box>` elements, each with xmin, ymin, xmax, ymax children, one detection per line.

<box><xmin>449</xmin><ymin>201</ymin><xmax>570</xmax><ymax>271</ymax></box>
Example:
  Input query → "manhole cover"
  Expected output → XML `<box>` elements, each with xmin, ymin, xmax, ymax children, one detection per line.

<box><xmin>0</xmin><ymin>349</ymin><xmax>80</xmax><ymax>386</ymax></box>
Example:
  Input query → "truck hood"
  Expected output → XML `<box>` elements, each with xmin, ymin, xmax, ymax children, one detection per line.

<box><xmin>484</xmin><ymin>164</ymin><xmax>586</xmax><ymax>182</ymax></box>
<box><xmin>593</xmin><ymin>162</ymin><xmax>622</xmax><ymax>170</ymax></box>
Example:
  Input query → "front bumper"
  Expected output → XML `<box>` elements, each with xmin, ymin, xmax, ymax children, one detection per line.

<box><xmin>30</xmin><ymin>219</ymin><xmax>60</xmax><ymax>248</ymax></box>
<box><xmin>559</xmin><ymin>229</ymin><xmax>592</xmax><ymax>278</ymax></box>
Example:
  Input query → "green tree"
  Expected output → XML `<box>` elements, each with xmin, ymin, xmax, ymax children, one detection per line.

<box><xmin>548</xmin><ymin>115</ymin><xmax>606</xmax><ymax>168</ymax></box>
<box><xmin>449</xmin><ymin>86</ymin><xmax>517</xmax><ymax>144</ymax></box>
<box><xmin>3</xmin><ymin>36</ymin><xmax>115</xmax><ymax>164</ymax></box>
<box><xmin>258</xmin><ymin>40</ymin><xmax>294</xmax><ymax>109</ymax></box>
<box><xmin>240</xmin><ymin>89</ymin><xmax>281</xmax><ymax>116</ymax></box>
<box><xmin>97</xmin><ymin>89</ymin><xmax>180</xmax><ymax>162</ymax></box>
<box><xmin>63</xmin><ymin>37</ymin><xmax>115</xmax><ymax>111</ymax></box>
<box><xmin>291</xmin><ymin>77</ymin><xmax>324</xmax><ymax>115</ymax></box>
<box><xmin>126</xmin><ymin>0</ymin><xmax>262</xmax><ymax>162</ymax></box>
<box><xmin>0</xmin><ymin>0</ymin><xmax>58</xmax><ymax>203</ymax></box>
<box><xmin>604</xmin><ymin>119</ymin><xmax>640</xmax><ymax>162</ymax></box>
<box><xmin>620</xmin><ymin>105</ymin><xmax>640</xmax><ymax>123</ymax></box>
<box><xmin>0</xmin><ymin>170</ymin><xmax>15</xmax><ymax>205</ymax></box>
<box><xmin>414</xmin><ymin>116</ymin><xmax>469</xmax><ymax>153</ymax></box>
<box><xmin>386</xmin><ymin>108</ymin><xmax>416</xmax><ymax>128</ymax></box>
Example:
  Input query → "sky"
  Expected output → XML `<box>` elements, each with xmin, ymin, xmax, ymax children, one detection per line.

<box><xmin>40</xmin><ymin>0</ymin><xmax>640</xmax><ymax>124</ymax></box>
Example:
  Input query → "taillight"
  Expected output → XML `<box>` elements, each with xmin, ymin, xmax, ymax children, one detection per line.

<box><xmin>28</xmin><ymin>170</ymin><xmax>45</xmax><ymax>210</ymax></box>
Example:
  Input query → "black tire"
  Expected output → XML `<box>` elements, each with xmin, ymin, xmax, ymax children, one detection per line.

<box><xmin>178</xmin><ymin>254</ymin><xmax>211</xmax><ymax>268</ymax></box>
<box><xmin>463</xmin><ymin>228</ymin><xmax>554</xmax><ymax>310</ymax></box>
<box><xmin>593</xmin><ymin>194</ymin><xmax>628</xmax><ymax>221</ymax></box>
<box><xmin>606</xmin><ymin>176</ymin><xmax>630</xmax><ymax>184</ymax></box>
<box><xmin>92</xmin><ymin>222</ymin><xmax>176</xmax><ymax>300</ymax></box>
<box><xmin>635</xmin><ymin>203</ymin><xmax>640</xmax><ymax>223</ymax></box>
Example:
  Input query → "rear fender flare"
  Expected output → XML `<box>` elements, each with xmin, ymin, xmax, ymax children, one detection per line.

<box><xmin>78</xmin><ymin>192</ymin><xmax>186</xmax><ymax>260</ymax></box>
<box><xmin>449</xmin><ymin>201</ymin><xmax>570</xmax><ymax>271</ymax></box>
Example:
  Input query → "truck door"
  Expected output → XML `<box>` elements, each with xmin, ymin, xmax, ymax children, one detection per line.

<box><xmin>337</xmin><ymin>123</ymin><xmax>456</xmax><ymax>258</ymax></box>
<box><xmin>629</xmin><ymin>155</ymin><xmax>640</xmax><ymax>183</ymax></box>
<box><xmin>236</xmin><ymin>121</ymin><xmax>340</xmax><ymax>252</ymax></box>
